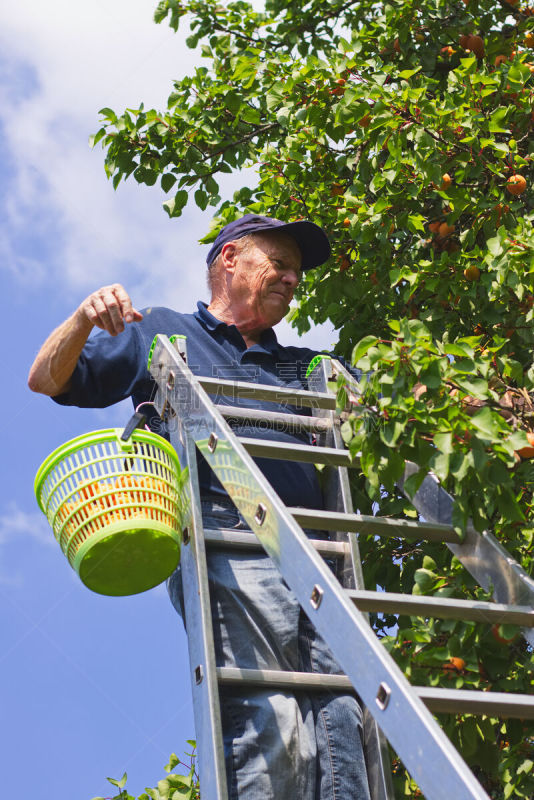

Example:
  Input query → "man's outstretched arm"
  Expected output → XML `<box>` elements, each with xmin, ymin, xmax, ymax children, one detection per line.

<box><xmin>28</xmin><ymin>283</ymin><xmax>143</xmax><ymax>397</ymax></box>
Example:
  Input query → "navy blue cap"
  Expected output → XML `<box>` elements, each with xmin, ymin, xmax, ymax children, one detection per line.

<box><xmin>206</xmin><ymin>214</ymin><xmax>331</xmax><ymax>271</ymax></box>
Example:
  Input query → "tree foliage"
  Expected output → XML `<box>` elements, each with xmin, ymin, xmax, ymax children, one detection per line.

<box><xmin>94</xmin><ymin>0</ymin><xmax>534</xmax><ymax>796</ymax></box>
<box><xmin>91</xmin><ymin>748</ymin><xmax>200</xmax><ymax>800</ymax></box>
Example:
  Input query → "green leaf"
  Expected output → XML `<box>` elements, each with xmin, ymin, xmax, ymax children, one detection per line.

<box><xmin>443</xmin><ymin>343</ymin><xmax>472</xmax><ymax>358</ymax></box>
<box><xmin>352</xmin><ymin>335</ymin><xmax>378</xmax><ymax>365</ymax></box>
<box><xmin>161</xmin><ymin>173</ymin><xmax>177</xmax><ymax>193</ymax></box>
<box><xmin>459</xmin><ymin>716</ymin><xmax>479</xmax><ymax>758</ymax></box>
<box><xmin>413</xmin><ymin>568</ymin><xmax>438</xmax><ymax>593</ymax></box>
<box><xmin>380</xmin><ymin>420</ymin><xmax>405</xmax><ymax>447</ymax></box>
<box><xmin>89</xmin><ymin>128</ymin><xmax>107</xmax><ymax>148</ymax></box>
<box><xmin>194</xmin><ymin>188</ymin><xmax>209</xmax><ymax>210</ymax></box>
<box><xmin>419</xmin><ymin>360</ymin><xmax>442</xmax><ymax>389</ymax></box>
<box><xmin>434</xmin><ymin>431</ymin><xmax>453</xmax><ymax>454</ymax></box>
<box><xmin>226</xmin><ymin>91</ymin><xmax>242</xmax><ymax>115</ymax></box>
<box><xmin>398</xmin><ymin>68</ymin><xmax>422</xmax><ymax>80</ymax></box>
<box><xmin>469</xmin><ymin>406</ymin><xmax>500</xmax><ymax>438</ymax></box>
<box><xmin>488</xmin><ymin>108</ymin><xmax>509</xmax><ymax>134</ymax></box>
<box><xmin>99</xmin><ymin>106</ymin><xmax>117</xmax><ymax>122</ymax></box>
<box><xmin>163</xmin><ymin>189</ymin><xmax>188</xmax><ymax>217</ymax></box>
<box><xmin>422</xmin><ymin>555</ymin><xmax>437</xmax><ymax>570</ymax></box>
<box><xmin>403</xmin><ymin>468</ymin><xmax>428</xmax><ymax>499</ymax></box>
<box><xmin>487</xmin><ymin>236</ymin><xmax>504</xmax><ymax>256</ymax></box>
<box><xmin>454</xmin><ymin>377</ymin><xmax>488</xmax><ymax>400</ymax></box>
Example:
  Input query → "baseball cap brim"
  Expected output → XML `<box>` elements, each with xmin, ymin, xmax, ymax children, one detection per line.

<box><xmin>273</xmin><ymin>220</ymin><xmax>331</xmax><ymax>271</ymax></box>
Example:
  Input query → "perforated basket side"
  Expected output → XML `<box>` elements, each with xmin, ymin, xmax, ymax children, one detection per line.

<box><xmin>35</xmin><ymin>428</ymin><xmax>185</xmax><ymax>563</ymax></box>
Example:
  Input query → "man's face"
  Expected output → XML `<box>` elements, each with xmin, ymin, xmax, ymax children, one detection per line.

<box><xmin>225</xmin><ymin>232</ymin><xmax>302</xmax><ymax>330</ymax></box>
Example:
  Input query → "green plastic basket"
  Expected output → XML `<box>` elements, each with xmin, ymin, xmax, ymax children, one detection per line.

<box><xmin>34</xmin><ymin>429</ymin><xmax>187</xmax><ymax>596</ymax></box>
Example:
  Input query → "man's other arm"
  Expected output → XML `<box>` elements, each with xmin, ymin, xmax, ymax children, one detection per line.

<box><xmin>28</xmin><ymin>284</ymin><xmax>143</xmax><ymax>397</ymax></box>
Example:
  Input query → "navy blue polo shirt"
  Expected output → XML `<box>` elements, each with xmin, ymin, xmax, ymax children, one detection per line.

<box><xmin>53</xmin><ymin>302</ymin><xmax>331</xmax><ymax>509</ymax></box>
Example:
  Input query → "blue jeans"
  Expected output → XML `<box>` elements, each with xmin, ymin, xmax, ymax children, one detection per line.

<box><xmin>168</xmin><ymin>497</ymin><xmax>370</xmax><ymax>800</ymax></box>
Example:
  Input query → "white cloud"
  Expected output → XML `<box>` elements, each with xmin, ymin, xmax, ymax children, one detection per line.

<box><xmin>0</xmin><ymin>501</ymin><xmax>53</xmax><ymax>548</ymax></box>
<box><xmin>0</xmin><ymin>1</ymin><xmax>336</xmax><ymax>346</ymax></box>
<box><xmin>0</xmin><ymin>0</ymin><xmax>210</xmax><ymax>305</ymax></box>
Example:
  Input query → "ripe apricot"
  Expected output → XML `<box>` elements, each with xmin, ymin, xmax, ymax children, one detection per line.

<box><xmin>331</xmin><ymin>79</ymin><xmax>346</xmax><ymax>96</ymax></box>
<box><xmin>443</xmin><ymin>657</ymin><xmax>466</xmax><ymax>672</ymax></box>
<box><xmin>459</xmin><ymin>34</ymin><xmax>470</xmax><ymax>49</ymax></box>
<box><xmin>525</xmin><ymin>32</ymin><xmax>534</xmax><ymax>47</ymax></box>
<box><xmin>439</xmin><ymin>222</ymin><xmax>455</xmax><ymax>237</ymax></box>
<box><xmin>506</xmin><ymin>174</ymin><xmax>527</xmax><ymax>195</ymax></box>
<box><xmin>494</xmin><ymin>54</ymin><xmax>508</xmax><ymax>67</ymax></box>
<box><xmin>464</xmin><ymin>264</ymin><xmax>480</xmax><ymax>281</ymax></box>
<box><xmin>467</xmin><ymin>34</ymin><xmax>485</xmax><ymax>58</ymax></box>
<box><xmin>342</xmin><ymin>217</ymin><xmax>351</xmax><ymax>227</ymax></box>
<box><xmin>441</xmin><ymin>173</ymin><xmax>452</xmax><ymax>190</ymax></box>
<box><xmin>115</xmin><ymin>474</ymin><xmax>140</xmax><ymax>489</ymax></box>
<box><xmin>517</xmin><ymin>431</ymin><xmax>534</xmax><ymax>458</ymax></box>
<box><xmin>441</xmin><ymin>46</ymin><xmax>455</xmax><ymax>57</ymax></box>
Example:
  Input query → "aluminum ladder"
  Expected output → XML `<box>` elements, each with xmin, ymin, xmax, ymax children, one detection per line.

<box><xmin>148</xmin><ymin>334</ymin><xmax>534</xmax><ymax>800</ymax></box>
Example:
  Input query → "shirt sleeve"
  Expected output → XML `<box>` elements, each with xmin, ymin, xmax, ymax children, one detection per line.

<box><xmin>52</xmin><ymin>321</ymin><xmax>150</xmax><ymax>408</ymax></box>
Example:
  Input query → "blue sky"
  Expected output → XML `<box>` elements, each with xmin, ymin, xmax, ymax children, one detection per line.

<box><xmin>0</xmin><ymin>2</ymin><xmax>337</xmax><ymax>798</ymax></box>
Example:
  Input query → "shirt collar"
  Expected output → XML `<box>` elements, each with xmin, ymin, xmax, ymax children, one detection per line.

<box><xmin>194</xmin><ymin>301</ymin><xmax>280</xmax><ymax>354</ymax></box>
<box><xmin>194</xmin><ymin>301</ymin><xmax>227</xmax><ymax>332</ymax></box>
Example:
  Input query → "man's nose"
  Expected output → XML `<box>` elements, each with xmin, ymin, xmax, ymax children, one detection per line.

<box><xmin>281</xmin><ymin>269</ymin><xmax>300</xmax><ymax>288</ymax></box>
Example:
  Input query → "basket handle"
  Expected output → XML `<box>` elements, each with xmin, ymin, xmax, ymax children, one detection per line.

<box><xmin>120</xmin><ymin>412</ymin><xmax>147</xmax><ymax>445</ymax></box>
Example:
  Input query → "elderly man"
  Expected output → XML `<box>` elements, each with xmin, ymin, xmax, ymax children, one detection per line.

<box><xmin>28</xmin><ymin>215</ymin><xmax>370</xmax><ymax>800</ymax></box>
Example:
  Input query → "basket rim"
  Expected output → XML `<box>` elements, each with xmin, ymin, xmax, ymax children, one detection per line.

<box><xmin>34</xmin><ymin>427</ymin><xmax>181</xmax><ymax>512</ymax></box>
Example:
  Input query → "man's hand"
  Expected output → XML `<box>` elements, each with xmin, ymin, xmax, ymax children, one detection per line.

<box><xmin>28</xmin><ymin>283</ymin><xmax>143</xmax><ymax>396</ymax></box>
<box><xmin>78</xmin><ymin>283</ymin><xmax>143</xmax><ymax>336</ymax></box>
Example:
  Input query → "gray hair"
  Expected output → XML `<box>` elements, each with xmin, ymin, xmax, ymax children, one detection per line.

<box><xmin>206</xmin><ymin>234</ymin><xmax>256</xmax><ymax>295</ymax></box>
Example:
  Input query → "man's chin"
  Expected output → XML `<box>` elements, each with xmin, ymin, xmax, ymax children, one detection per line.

<box><xmin>264</xmin><ymin>300</ymin><xmax>290</xmax><ymax>327</ymax></box>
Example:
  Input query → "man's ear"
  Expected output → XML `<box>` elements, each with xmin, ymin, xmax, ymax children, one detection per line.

<box><xmin>220</xmin><ymin>241</ymin><xmax>238</xmax><ymax>274</ymax></box>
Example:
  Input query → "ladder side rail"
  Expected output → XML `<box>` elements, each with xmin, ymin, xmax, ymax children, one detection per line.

<box><xmin>308</xmin><ymin>359</ymin><xmax>395</xmax><ymax>800</ymax></box>
<box><xmin>158</xmin><ymin>339</ymin><xmax>229</xmax><ymax>800</ymax></box>
<box><xmin>331</xmin><ymin>360</ymin><xmax>534</xmax><ymax>648</ymax></box>
<box><xmin>150</xmin><ymin>335</ymin><xmax>491</xmax><ymax>800</ymax></box>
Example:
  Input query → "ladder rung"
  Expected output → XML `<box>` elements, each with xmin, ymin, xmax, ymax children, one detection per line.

<box><xmin>347</xmin><ymin>589</ymin><xmax>534</xmax><ymax>626</ymax></box>
<box><xmin>217</xmin><ymin>666</ymin><xmax>352</xmax><ymax>691</ymax></box>
<box><xmin>417</xmin><ymin>687</ymin><xmax>534</xmax><ymax>718</ymax></box>
<box><xmin>218</xmin><ymin>406</ymin><xmax>331</xmax><ymax>433</ymax></box>
<box><xmin>217</xmin><ymin>668</ymin><xmax>534</xmax><ymax>719</ymax></box>
<box><xmin>239</xmin><ymin>437</ymin><xmax>354</xmax><ymax>467</ymax></box>
<box><xmin>203</xmin><ymin>528</ymin><xmax>348</xmax><ymax>558</ymax></box>
<box><xmin>289</xmin><ymin>508</ymin><xmax>462</xmax><ymax>543</ymax></box>
<box><xmin>199</xmin><ymin>377</ymin><xmax>336</xmax><ymax>410</ymax></box>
